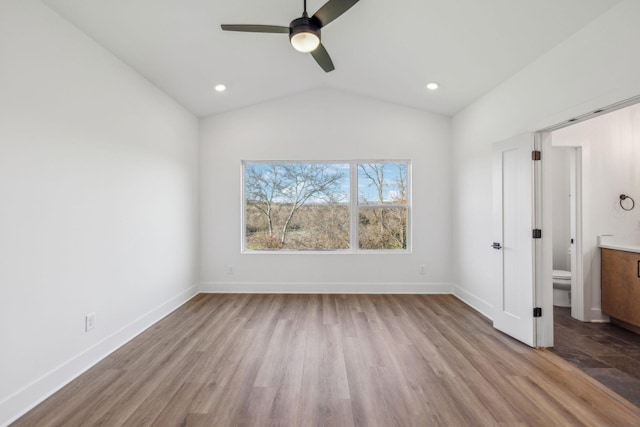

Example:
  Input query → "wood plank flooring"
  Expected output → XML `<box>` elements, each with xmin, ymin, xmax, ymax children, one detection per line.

<box><xmin>12</xmin><ymin>294</ymin><xmax>640</xmax><ymax>426</ymax></box>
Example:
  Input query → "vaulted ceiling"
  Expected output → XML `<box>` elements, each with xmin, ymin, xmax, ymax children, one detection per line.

<box><xmin>43</xmin><ymin>0</ymin><xmax>620</xmax><ymax>117</ymax></box>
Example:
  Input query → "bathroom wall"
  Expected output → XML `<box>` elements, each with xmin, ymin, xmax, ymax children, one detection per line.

<box><xmin>550</xmin><ymin>148</ymin><xmax>572</xmax><ymax>271</ymax></box>
<box><xmin>552</xmin><ymin>102</ymin><xmax>640</xmax><ymax>318</ymax></box>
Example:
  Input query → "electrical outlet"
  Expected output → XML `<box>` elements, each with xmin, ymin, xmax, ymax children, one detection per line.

<box><xmin>419</xmin><ymin>265</ymin><xmax>426</xmax><ymax>275</ymax></box>
<box><xmin>227</xmin><ymin>265</ymin><xmax>234</xmax><ymax>274</ymax></box>
<box><xmin>85</xmin><ymin>313</ymin><xmax>96</xmax><ymax>332</ymax></box>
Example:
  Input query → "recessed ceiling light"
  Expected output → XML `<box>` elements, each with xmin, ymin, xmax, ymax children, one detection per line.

<box><xmin>426</xmin><ymin>82</ymin><xmax>439</xmax><ymax>91</ymax></box>
<box><xmin>214</xmin><ymin>84</ymin><xmax>227</xmax><ymax>92</ymax></box>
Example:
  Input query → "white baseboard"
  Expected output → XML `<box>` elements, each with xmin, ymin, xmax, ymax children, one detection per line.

<box><xmin>452</xmin><ymin>284</ymin><xmax>494</xmax><ymax>320</ymax></box>
<box><xmin>199</xmin><ymin>281</ymin><xmax>452</xmax><ymax>294</ymax></box>
<box><xmin>588</xmin><ymin>307</ymin><xmax>610</xmax><ymax>323</ymax></box>
<box><xmin>0</xmin><ymin>284</ymin><xmax>198</xmax><ymax>427</ymax></box>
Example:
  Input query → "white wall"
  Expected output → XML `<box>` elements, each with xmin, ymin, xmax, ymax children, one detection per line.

<box><xmin>552</xmin><ymin>104</ymin><xmax>640</xmax><ymax>317</ymax></box>
<box><xmin>550</xmin><ymin>148</ymin><xmax>571</xmax><ymax>271</ymax></box>
<box><xmin>0</xmin><ymin>1</ymin><xmax>199</xmax><ymax>424</ymax></box>
<box><xmin>451</xmin><ymin>0</ymin><xmax>640</xmax><ymax>319</ymax></box>
<box><xmin>200</xmin><ymin>88</ymin><xmax>451</xmax><ymax>293</ymax></box>
<box><xmin>553</xmin><ymin>104</ymin><xmax>640</xmax><ymax>241</ymax></box>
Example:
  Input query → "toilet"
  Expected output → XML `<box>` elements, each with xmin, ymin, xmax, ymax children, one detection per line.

<box><xmin>553</xmin><ymin>269</ymin><xmax>572</xmax><ymax>307</ymax></box>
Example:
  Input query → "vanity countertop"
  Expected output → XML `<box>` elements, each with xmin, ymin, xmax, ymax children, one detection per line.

<box><xmin>598</xmin><ymin>236</ymin><xmax>640</xmax><ymax>254</ymax></box>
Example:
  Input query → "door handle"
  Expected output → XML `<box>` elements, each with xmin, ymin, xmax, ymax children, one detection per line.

<box><xmin>491</xmin><ymin>242</ymin><xmax>502</xmax><ymax>250</ymax></box>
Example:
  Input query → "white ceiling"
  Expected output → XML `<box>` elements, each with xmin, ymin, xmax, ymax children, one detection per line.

<box><xmin>42</xmin><ymin>0</ymin><xmax>620</xmax><ymax>117</ymax></box>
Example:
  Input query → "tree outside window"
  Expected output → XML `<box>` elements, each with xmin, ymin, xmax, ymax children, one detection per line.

<box><xmin>357</xmin><ymin>163</ymin><xmax>408</xmax><ymax>250</ymax></box>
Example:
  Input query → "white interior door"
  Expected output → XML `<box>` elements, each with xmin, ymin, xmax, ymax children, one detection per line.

<box><xmin>492</xmin><ymin>134</ymin><xmax>536</xmax><ymax>347</ymax></box>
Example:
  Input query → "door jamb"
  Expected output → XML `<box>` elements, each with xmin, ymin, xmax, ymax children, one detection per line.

<box><xmin>535</xmin><ymin>131</ymin><xmax>553</xmax><ymax>347</ymax></box>
<box><xmin>569</xmin><ymin>149</ymin><xmax>585</xmax><ymax>322</ymax></box>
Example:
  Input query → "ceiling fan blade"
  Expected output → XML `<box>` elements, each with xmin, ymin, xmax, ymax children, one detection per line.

<box><xmin>311</xmin><ymin>0</ymin><xmax>359</xmax><ymax>28</ymax></box>
<box><xmin>310</xmin><ymin>43</ymin><xmax>335</xmax><ymax>73</ymax></box>
<box><xmin>221</xmin><ymin>24</ymin><xmax>289</xmax><ymax>34</ymax></box>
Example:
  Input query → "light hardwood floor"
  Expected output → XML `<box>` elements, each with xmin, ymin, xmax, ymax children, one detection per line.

<box><xmin>12</xmin><ymin>294</ymin><xmax>640</xmax><ymax>426</ymax></box>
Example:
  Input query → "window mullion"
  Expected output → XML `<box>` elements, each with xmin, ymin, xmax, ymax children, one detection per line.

<box><xmin>350</xmin><ymin>162</ymin><xmax>358</xmax><ymax>252</ymax></box>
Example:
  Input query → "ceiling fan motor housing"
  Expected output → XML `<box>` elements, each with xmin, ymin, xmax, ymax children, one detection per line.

<box><xmin>289</xmin><ymin>16</ymin><xmax>321</xmax><ymax>44</ymax></box>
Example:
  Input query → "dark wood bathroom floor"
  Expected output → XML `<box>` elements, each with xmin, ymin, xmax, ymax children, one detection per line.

<box><xmin>551</xmin><ymin>306</ymin><xmax>640</xmax><ymax>407</ymax></box>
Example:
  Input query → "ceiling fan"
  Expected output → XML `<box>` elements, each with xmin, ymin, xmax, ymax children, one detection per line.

<box><xmin>221</xmin><ymin>0</ymin><xmax>360</xmax><ymax>73</ymax></box>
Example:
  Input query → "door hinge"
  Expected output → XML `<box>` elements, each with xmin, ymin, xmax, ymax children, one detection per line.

<box><xmin>533</xmin><ymin>307</ymin><xmax>542</xmax><ymax>318</ymax></box>
<box><xmin>532</xmin><ymin>150</ymin><xmax>541</xmax><ymax>161</ymax></box>
<box><xmin>532</xmin><ymin>229</ymin><xmax>542</xmax><ymax>239</ymax></box>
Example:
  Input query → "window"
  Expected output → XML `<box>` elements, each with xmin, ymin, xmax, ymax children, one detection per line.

<box><xmin>358</xmin><ymin>163</ymin><xmax>408</xmax><ymax>250</ymax></box>
<box><xmin>243</xmin><ymin>161</ymin><xmax>410</xmax><ymax>252</ymax></box>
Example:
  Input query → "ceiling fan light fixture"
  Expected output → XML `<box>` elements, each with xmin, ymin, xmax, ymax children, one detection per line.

<box><xmin>289</xmin><ymin>17</ymin><xmax>320</xmax><ymax>53</ymax></box>
<box><xmin>291</xmin><ymin>31</ymin><xmax>320</xmax><ymax>52</ymax></box>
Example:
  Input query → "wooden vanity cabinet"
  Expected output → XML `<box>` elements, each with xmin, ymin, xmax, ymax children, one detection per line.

<box><xmin>601</xmin><ymin>248</ymin><xmax>640</xmax><ymax>328</ymax></box>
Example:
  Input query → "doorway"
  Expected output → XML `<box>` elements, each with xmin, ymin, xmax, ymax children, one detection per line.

<box><xmin>547</xmin><ymin>147</ymin><xmax>582</xmax><ymax>320</ymax></box>
<box><xmin>536</xmin><ymin>95</ymin><xmax>640</xmax><ymax>347</ymax></box>
<box><xmin>490</xmin><ymin>95</ymin><xmax>640</xmax><ymax>349</ymax></box>
<box><xmin>536</xmin><ymin>98</ymin><xmax>640</xmax><ymax>405</ymax></box>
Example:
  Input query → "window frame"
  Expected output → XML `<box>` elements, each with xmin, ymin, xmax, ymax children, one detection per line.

<box><xmin>241</xmin><ymin>160</ymin><xmax>411</xmax><ymax>254</ymax></box>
